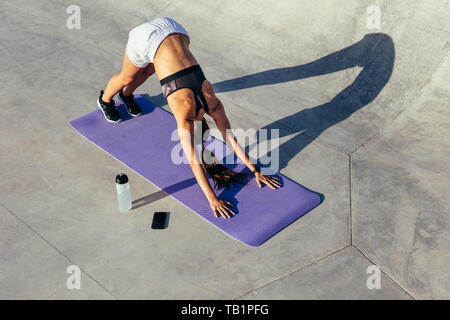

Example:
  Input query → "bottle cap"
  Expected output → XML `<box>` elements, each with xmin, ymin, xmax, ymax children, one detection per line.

<box><xmin>115</xmin><ymin>173</ymin><xmax>129</xmax><ymax>184</ymax></box>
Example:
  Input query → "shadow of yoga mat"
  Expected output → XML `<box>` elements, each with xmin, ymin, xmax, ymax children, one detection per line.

<box><xmin>69</xmin><ymin>95</ymin><xmax>321</xmax><ymax>246</ymax></box>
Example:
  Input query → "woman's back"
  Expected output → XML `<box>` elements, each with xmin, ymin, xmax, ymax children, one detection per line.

<box><xmin>154</xmin><ymin>33</ymin><xmax>198</xmax><ymax>79</ymax></box>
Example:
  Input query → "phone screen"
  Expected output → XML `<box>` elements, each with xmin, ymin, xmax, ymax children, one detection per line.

<box><xmin>151</xmin><ymin>212</ymin><xmax>170</xmax><ymax>229</ymax></box>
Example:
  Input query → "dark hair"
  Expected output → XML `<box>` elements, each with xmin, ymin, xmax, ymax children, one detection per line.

<box><xmin>201</xmin><ymin>118</ymin><xmax>247</xmax><ymax>190</ymax></box>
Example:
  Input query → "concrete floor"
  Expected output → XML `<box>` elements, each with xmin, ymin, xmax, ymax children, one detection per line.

<box><xmin>0</xmin><ymin>0</ymin><xmax>449</xmax><ymax>299</ymax></box>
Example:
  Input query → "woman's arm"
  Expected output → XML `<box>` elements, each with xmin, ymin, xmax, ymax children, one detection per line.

<box><xmin>176</xmin><ymin>118</ymin><xmax>236</xmax><ymax>218</ymax></box>
<box><xmin>209</xmin><ymin>99</ymin><xmax>281</xmax><ymax>189</ymax></box>
<box><xmin>209</xmin><ymin>100</ymin><xmax>256</xmax><ymax>170</ymax></box>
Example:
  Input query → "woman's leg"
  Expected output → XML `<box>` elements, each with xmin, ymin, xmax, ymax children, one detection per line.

<box><xmin>102</xmin><ymin>53</ymin><xmax>142</xmax><ymax>103</ymax></box>
<box><xmin>122</xmin><ymin>63</ymin><xmax>155</xmax><ymax>97</ymax></box>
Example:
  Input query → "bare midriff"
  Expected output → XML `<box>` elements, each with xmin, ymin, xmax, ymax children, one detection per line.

<box><xmin>153</xmin><ymin>33</ymin><xmax>198</xmax><ymax>80</ymax></box>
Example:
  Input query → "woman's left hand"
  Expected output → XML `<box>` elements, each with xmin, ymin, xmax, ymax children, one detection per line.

<box><xmin>255</xmin><ymin>172</ymin><xmax>281</xmax><ymax>189</ymax></box>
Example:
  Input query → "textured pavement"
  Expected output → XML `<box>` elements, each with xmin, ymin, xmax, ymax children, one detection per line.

<box><xmin>0</xmin><ymin>0</ymin><xmax>449</xmax><ymax>299</ymax></box>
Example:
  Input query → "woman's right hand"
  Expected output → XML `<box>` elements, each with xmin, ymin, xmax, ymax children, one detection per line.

<box><xmin>209</xmin><ymin>197</ymin><xmax>235</xmax><ymax>219</ymax></box>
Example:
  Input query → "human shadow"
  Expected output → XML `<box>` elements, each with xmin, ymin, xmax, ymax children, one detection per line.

<box><xmin>214</xmin><ymin>33</ymin><xmax>394</xmax><ymax>206</ymax></box>
<box><xmin>214</xmin><ymin>33</ymin><xmax>395</xmax><ymax>170</ymax></box>
<box><xmin>135</xmin><ymin>33</ymin><xmax>394</xmax><ymax>209</ymax></box>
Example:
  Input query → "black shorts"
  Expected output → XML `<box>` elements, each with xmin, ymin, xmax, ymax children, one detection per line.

<box><xmin>160</xmin><ymin>64</ymin><xmax>209</xmax><ymax>116</ymax></box>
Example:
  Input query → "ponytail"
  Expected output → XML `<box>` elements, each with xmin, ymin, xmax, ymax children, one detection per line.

<box><xmin>201</xmin><ymin>118</ymin><xmax>247</xmax><ymax>190</ymax></box>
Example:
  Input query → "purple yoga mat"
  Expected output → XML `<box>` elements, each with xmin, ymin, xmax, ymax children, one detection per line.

<box><xmin>69</xmin><ymin>95</ymin><xmax>321</xmax><ymax>246</ymax></box>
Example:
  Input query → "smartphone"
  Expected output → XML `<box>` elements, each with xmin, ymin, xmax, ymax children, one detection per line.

<box><xmin>151</xmin><ymin>212</ymin><xmax>170</xmax><ymax>229</ymax></box>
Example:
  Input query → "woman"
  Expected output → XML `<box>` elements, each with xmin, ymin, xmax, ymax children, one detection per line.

<box><xmin>98</xmin><ymin>17</ymin><xmax>280</xmax><ymax>219</ymax></box>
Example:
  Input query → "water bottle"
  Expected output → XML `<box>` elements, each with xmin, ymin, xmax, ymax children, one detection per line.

<box><xmin>115</xmin><ymin>173</ymin><xmax>132</xmax><ymax>212</ymax></box>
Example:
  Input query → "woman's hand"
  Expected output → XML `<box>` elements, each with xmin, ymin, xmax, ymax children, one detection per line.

<box><xmin>255</xmin><ymin>172</ymin><xmax>281</xmax><ymax>189</ymax></box>
<box><xmin>209</xmin><ymin>197</ymin><xmax>235</xmax><ymax>219</ymax></box>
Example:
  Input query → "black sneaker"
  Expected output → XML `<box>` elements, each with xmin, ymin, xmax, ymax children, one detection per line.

<box><xmin>97</xmin><ymin>90</ymin><xmax>123</xmax><ymax>123</ymax></box>
<box><xmin>119</xmin><ymin>90</ymin><xmax>142</xmax><ymax>117</ymax></box>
